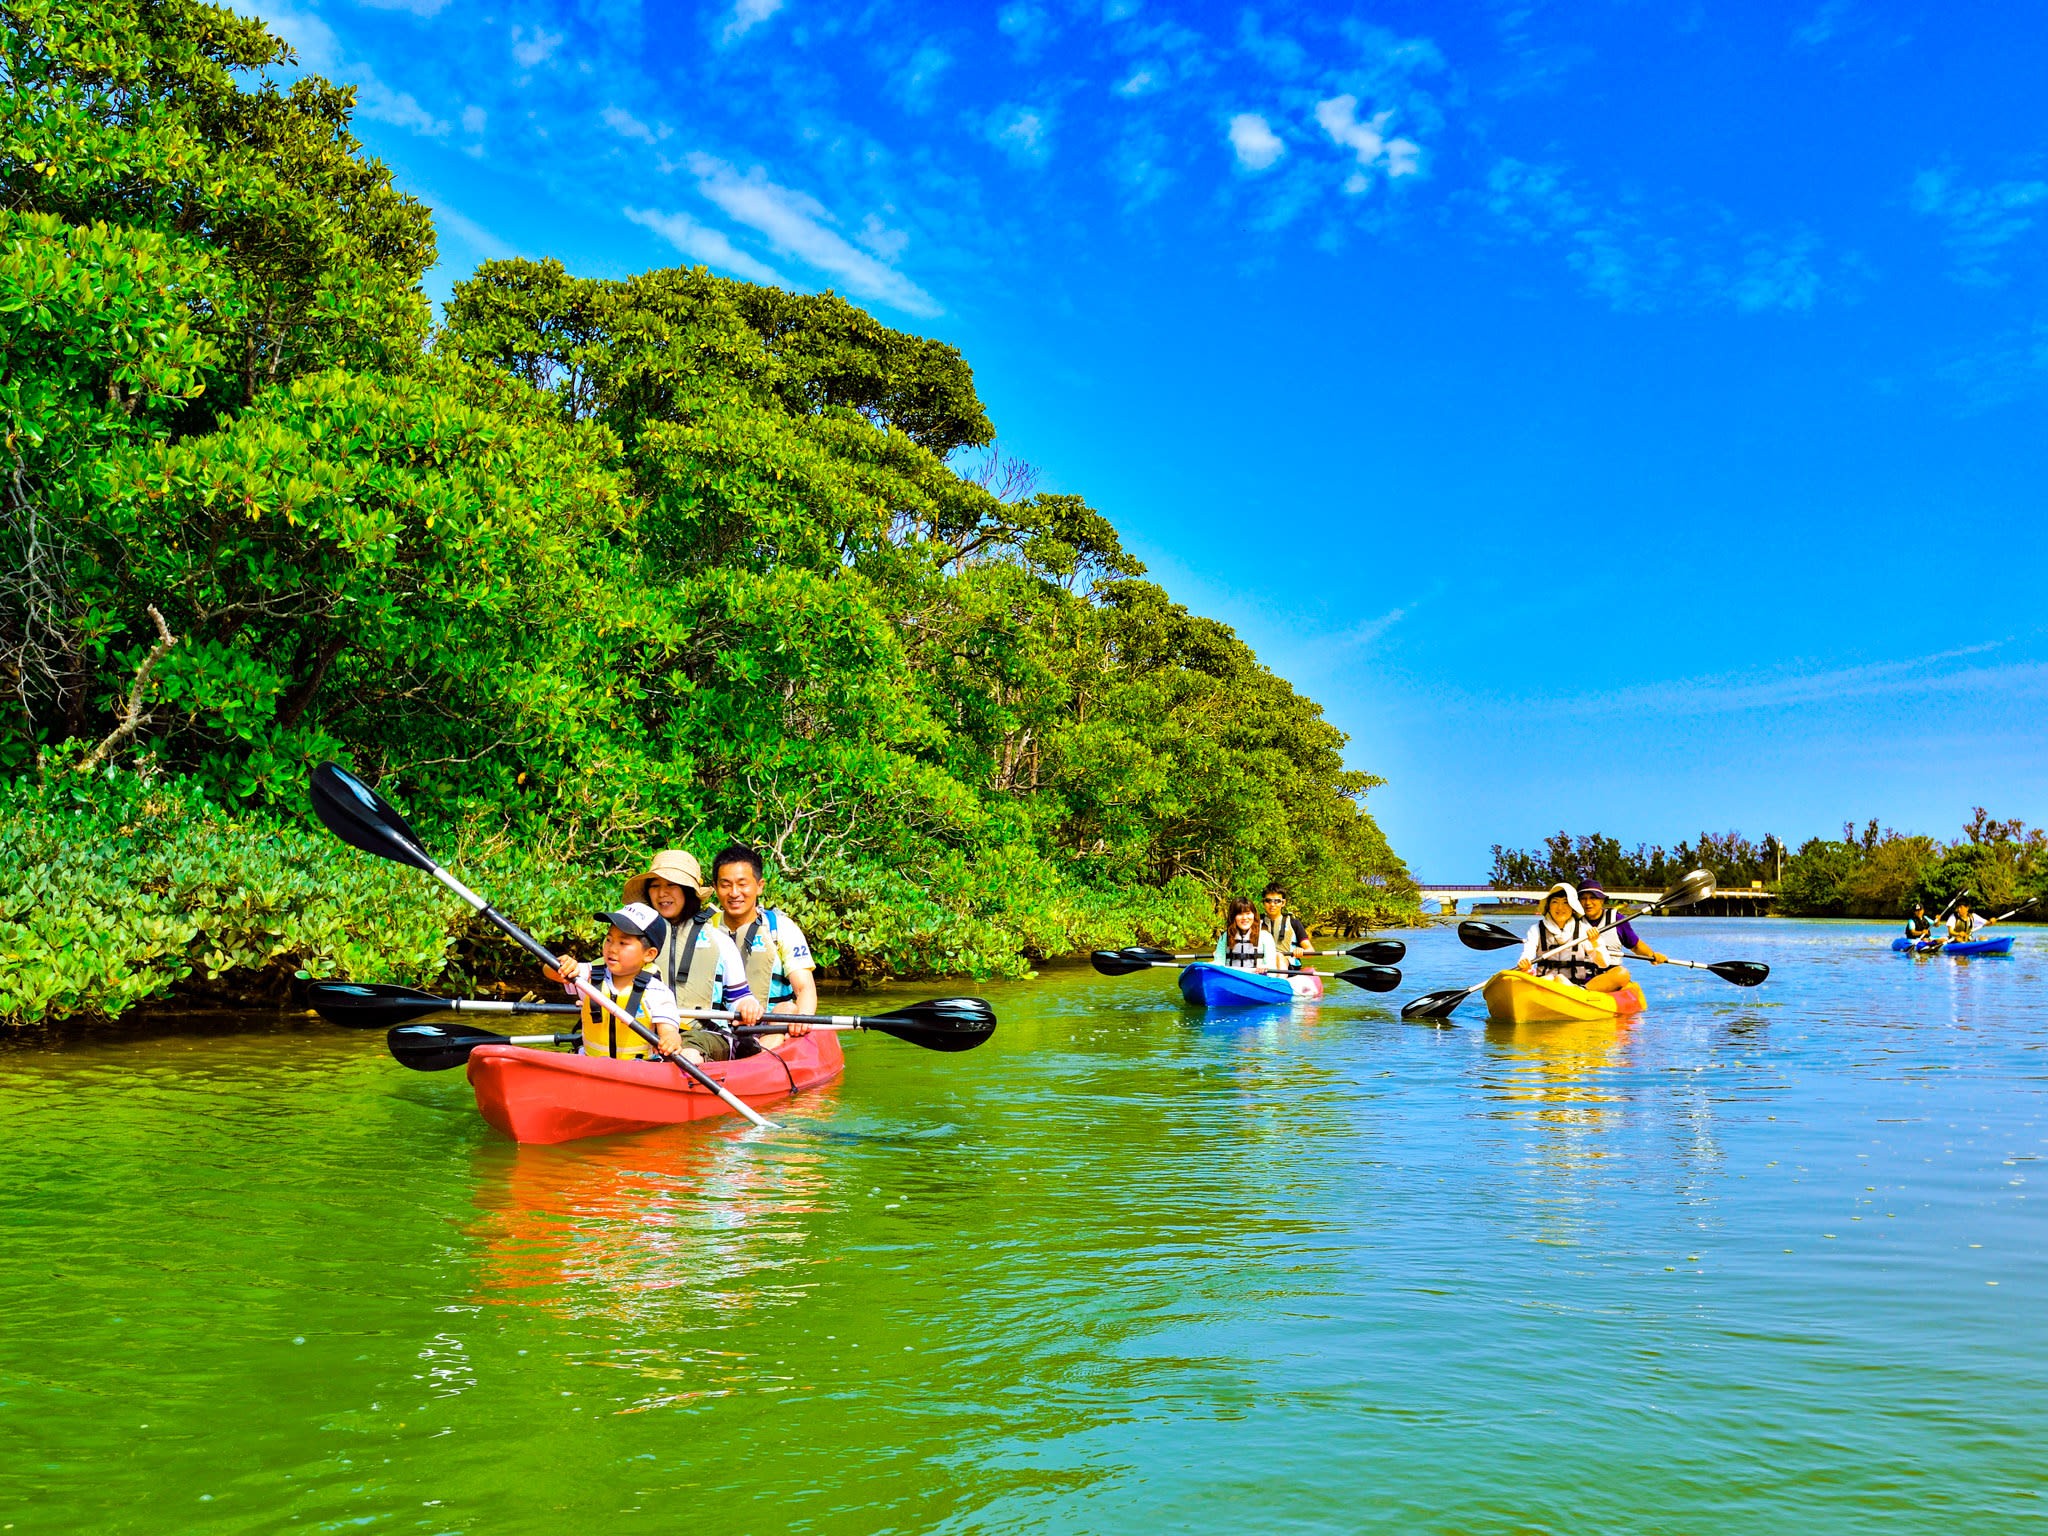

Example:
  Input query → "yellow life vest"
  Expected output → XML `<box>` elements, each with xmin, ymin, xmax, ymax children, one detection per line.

<box><xmin>579</xmin><ymin>970</ymin><xmax>656</xmax><ymax>1059</ymax></box>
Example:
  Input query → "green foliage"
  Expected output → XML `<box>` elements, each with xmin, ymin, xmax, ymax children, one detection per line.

<box><xmin>1490</xmin><ymin>829</ymin><xmax>1786</xmax><ymax>893</ymax></box>
<box><xmin>0</xmin><ymin>6</ymin><xmax>1415</xmax><ymax>1023</ymax></box>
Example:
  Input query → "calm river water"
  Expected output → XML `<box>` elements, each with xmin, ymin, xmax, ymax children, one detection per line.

<box><xmin>2</xmin><ymin>917</ymin><xmax>2042</xmax><ymax>1533</ymax></box>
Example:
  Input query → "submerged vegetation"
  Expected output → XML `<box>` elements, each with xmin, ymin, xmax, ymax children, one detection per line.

<box><xmin>0</xmin><ymin>0</ymin><xmax>1411</xmax><ymax>1023</ymax></box>
<box><xmin>1490</xmin><ymin>812</ymin><xmax>2046</xmax><ymax>919</ymax></box>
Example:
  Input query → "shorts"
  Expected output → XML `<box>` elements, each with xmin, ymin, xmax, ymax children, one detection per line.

<box><xmin>675</xmin><ymin>1028</ymin><xmax>732</xmax><ymax>1062</ymax></box>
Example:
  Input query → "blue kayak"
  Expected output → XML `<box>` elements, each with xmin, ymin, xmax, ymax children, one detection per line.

<box><xmin>1891</xmin><ymin>934</ymin><xmax>2014</xmax><ymax>956</ymax></box>
<box><xmin>1177</xmin><ymin>962</ymin><xmax>1324</xmax><ymax>1008</ymax></box>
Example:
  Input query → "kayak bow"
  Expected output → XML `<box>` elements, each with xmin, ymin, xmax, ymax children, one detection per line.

<box><xmin>1480</xmin><ymin>969</ymin><xmax>1646</xmax><ymax>1025</ymax></box>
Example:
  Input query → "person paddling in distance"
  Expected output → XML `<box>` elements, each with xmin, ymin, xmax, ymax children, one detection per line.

<box><xmin>1948</xmin><ymin>895</ymin><xmax>1993</xmax><ymax>944</ymax></box>
<box><xmin>709</xmin><ymin>843</ymin><xmax>814</xmax><ymax>1054</ymax></box>
<box><xmin>1904</xmin><ymin>899</ymin><xmax>1935</xmax><ymax>947</ymax></box>
<box><xmin>558</xmin><ymin>904</ymin><xmax>691</xmax><ymax>1061</ymax></box>
<box><xmin>1515</xmin><ymin>882</ymin><xmax>1629</xmax><ymax>994</ymax></box>
<box><xmin>1215</xmin><ymin>897</ymin><xmax>1281</xmax><ymax>972</ymax></box>
<box><xmin>1578</xmin><ymin>877</ymin><xmax>1668</xmax><ymax>968</ymax></box>
<box><xmin>1260</xmin><ymin>886</ymin><xmax>1314</xmax><ymax>970</ymax></box>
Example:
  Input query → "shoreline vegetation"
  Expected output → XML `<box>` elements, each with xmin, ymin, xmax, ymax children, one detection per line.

<box><xmin>0</xmin><ymin>1</ymin><xmax>1416</xmax><ymax>1028</ymax></box>
<box><xmin>1490</xmin><ymin>815</ymin><xmax>2047</xmax><ymax>919</ymax></box>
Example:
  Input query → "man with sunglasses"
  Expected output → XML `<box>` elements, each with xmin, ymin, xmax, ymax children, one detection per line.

<box><xmin>1260</xmin><ymin>885</ymin><xmax>1314</xmax><ymax>971</ymax></box>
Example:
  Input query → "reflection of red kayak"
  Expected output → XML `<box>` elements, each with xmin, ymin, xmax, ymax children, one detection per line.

<box><xmin>467</xmin><ymin>1033</ymin><xmax>845</xmax><ymax>1145</ymax></box>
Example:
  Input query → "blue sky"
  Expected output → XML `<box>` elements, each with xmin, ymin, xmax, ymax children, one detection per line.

<box><xmin>238</xmin><ymin>0</ymin><xmax>2048</xmax><ymax>878</ymax></box>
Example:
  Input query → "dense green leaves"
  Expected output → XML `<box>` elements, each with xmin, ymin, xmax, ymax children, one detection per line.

<box><xmin>1</xmin><ymin>2</ymin><xmax>1413</xmax><ymax>1021</ymax></box>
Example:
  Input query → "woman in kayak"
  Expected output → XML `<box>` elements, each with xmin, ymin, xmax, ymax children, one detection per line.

<box><xmin>1515</xmin><ymin>882</ymin><xmax>1629</xmax><ymax>993</ymax></box>
<box><xmin>1214</xmin><ymin>897</ymin><xmax>1281</xmax><ymax>972</ymax></box>
<box><xmin>1904</xmin><ymin>900</ymin><xmax>1935</xmax><ymax>946</ymax></box>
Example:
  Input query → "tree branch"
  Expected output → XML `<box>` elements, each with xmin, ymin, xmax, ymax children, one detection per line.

<box><xmin>74</xmin><ymin>606</ymin><xmax>178</xmax><ymax>774</ymax></box>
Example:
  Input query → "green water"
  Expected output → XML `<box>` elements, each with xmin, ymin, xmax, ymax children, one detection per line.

<box><xmin>2</xmin><ymin>917</ymin><xmax>2042</xmax><ymax>1533</ymax></box>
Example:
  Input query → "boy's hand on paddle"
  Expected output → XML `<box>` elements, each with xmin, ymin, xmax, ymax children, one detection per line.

<box><xmin>657</xmin><ymin>1024</ymin><xmax>684</xmax><ymax>1055</ymax></box>
<box><xmin>548</xmin><ymin>954</ymin><xmax>588</xmax><ymax>995</ymax></box>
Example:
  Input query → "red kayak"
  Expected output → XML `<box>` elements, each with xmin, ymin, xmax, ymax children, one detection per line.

<box><xmin>466</xmin><ymin>1032</ymin><xmax>845</xmax><ymax>1145</ymax></box>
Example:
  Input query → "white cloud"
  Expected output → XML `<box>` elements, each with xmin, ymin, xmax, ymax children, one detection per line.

<box><xmin>996</xmin><ymin>2</ymin><xmax>1051</xmax><ymax>58</ymax></box>
<box><xmin>625</xmin><ymin>207</ymin><xmax>789</xmax><ymax>287</ymax></box>
<box><xmin>1228</xmin><ymin>113</ymin><xmax>1284</xmax><ymax>172</ymax></box>
<box><xmin>355</xmin><ymin>74</ymin><xmax>448</xmax><ymax>136</ymax></box>
<box><xmin>242</xmin><ymin>0</ymin><xmax>340</xmax><ymax>71</ymax></box>
<box><xmin>857</xmin><ymin>213</ymin><xmax>910</xmax><ymax>263</ymax></box>
<box><xmin>1117</xmin><ymin>69</ymin><xmax>1156</xmax><ymax>97</ymax></box>
<box><xmin>602</xmin><ymin>105</ymin><xmax>665</xmax><ymax>144</ymax></box>
<box><xmin>461</xmin><ymin>104</ymin><xmax>486</xmax><ymax>136</ymax></box>
<box><xmin>683</xmin><ymin>156</ymin><xmax>942</xmax><ymax>316</ymax></box>
<box><xmin>510</xmin><ymin>25</ymin><xmax>562</xmax><ymax>67</ymax></box>
<box><xmin>1912</xmin><ymin>169</ymin><xmax>2048</xmax><ymax>287</ymax></box>
<box><xmin>891</xmin><ymin>42</ymin><xmax>951</xmax><ymax>112</ymax></box>
<box><xmin>989</xmin><ymin>105</ymin><xmax>1049</xmax><ymax>164</ymax></box>
<box><xmin>351</xmin><ymin>0</ymin><xmax>449</xmax><ymax>15</ymax></box>
<box><xmin>1314</xmin><ymin>95</ymin><xmax>1420</xmax><ymax>190</ymax></box>
<box><xmin>433</xmin><ymin>204</ymin><xmax>517</xmax><ymax>261</ymax></box>
<box><xmin>722</xmin><ymin>0</ymin><xmax>782</xmax><ymax>44</ymax></box>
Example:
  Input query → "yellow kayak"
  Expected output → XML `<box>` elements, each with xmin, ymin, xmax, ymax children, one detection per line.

<box><xmin>1481</xmin><ymin>968</ymin><xmax>1646</xmax><ymax>1025</ymax></box>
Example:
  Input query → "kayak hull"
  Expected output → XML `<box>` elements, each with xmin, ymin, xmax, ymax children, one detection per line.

<box><xmin>1177</xmin><ymin>962</ymin><xmax>1325</xmax><ymax>1008</ymax></box>
<box><xmin>1481</xmin><ymin>969</ymin><xmax>1645</xmax><ymax>1025</ymax></box>
<box><xmin>465</xmin><ymin>1032</ymin><xmax>845</xmax><ymax>1145</ymax></box>
<box><xmin>1893</xmin><ymin>934</ymin><xmax>2013</xmax><ymax>956</ymax></box>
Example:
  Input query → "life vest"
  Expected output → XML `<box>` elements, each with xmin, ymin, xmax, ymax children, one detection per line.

<box><xmin>1533</xmin><ymin>915</ymin><xmax>1605</xmax><ymax>986</ymax></box>
<box><xmin>1261</xmin><ymin>912</ymin><xmax>1302</xmax><ymax>958</ymax></box>
<box><xmin>580</xmin><ymin>969</ymin><xmax>653</xmax><ymax>1059</ymax></box>
<box><xmin>655</xmin><ymin>916</ymin><xmax>725</xmax><ymax>1011</ymax></box>
<box><xmin>1905</xmin><ymin>913</ymin><xmax>1931</xmax><ymax>938</ymax></box>
<box><xmin>725</xmin><ymin>908</ymin><xmax>796</xmax><ymax>1005</ymax></box>
<box><xmin>1223</xmin><ymin>928</ymin><xmax>1265</xmax><ymax>967</ymax></box>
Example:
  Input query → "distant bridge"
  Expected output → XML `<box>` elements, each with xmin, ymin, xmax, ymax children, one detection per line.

<box><xmin>1416</xmin><ymin>884</ymin><xmax>1778</xmax><ymax>915</ymax></box>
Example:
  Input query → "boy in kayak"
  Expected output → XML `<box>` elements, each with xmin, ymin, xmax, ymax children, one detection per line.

<box><xmin>710</xmin><ymin>844</ymin><xmax>814</xmax><ymax>1054</ymax></box>
<box><xmin>556</xmin><ymin>903</ymin><xmax>710</xmax><ymax>1062</ymax></box>
<box><xmin>1579</xmin><ymin>878</ymin><xmax>1667</xmax><ymax>967</ymax></box>
<box><xmin>1260</xmin><ymin>886</ymin><xmax>1314</xmax><ymax>970</ymax></box>
<box><xmin>621</xmin><ymin>849</ymin><xmax>762</xmax><ymax>1030</ymax></box>
<box><xmin>1215</xmin><ymin>897</ymin><xmax>1280</xmax><ymax>971</ymax></box>
<box><xmin>1515</xmin><ymin>883</ymin><xmax>1629</xmax><ymax>993</ymax></box>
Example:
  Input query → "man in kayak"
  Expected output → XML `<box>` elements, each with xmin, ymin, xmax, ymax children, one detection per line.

<box><xmin>1948</xmin><ymin>895</ymin><xmax>1993</xmax><ymax>944</ymax></box>
<box><xmin>1579</xmin><ymin>878</ymin><xmax>1668</xmax><ymax>968</ymax></box>
<box><xmin>1515</xmin><ymin>882</ymin><xmax>1629</xmax><ymax>993</ymax></box>
<box><xmin>1215</xmin><ymin>897</ymin><xmax>1280</xmax><ymax>971</ymax></box>
<box><xmin>618</xmin><ymin>848</ymin><xmax>761</xmax><ymax>1034</ymax></box>
<box><xmin>1260</xmin><ymin>886</ymin><xmax>1314</xmax><ymax>970</ymax></box>
<box><xmin>1904</xmin><ymin>900</ymin><xmax>1936</xmax><ymax>948</ymax></box>
<box><xmin>710</xmin><ymin>844</ymin><xmax>815</xmax><ymax>1054</ymax></box>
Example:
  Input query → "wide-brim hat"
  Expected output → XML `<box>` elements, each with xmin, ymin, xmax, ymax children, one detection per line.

<box><xmin>623</xmin><ymin>849</ymin><xmax>712</xmax><ymax>910</ymax></box>
<box><xmin>1542</xmin><ymin>881</ymin><xmax>1585</xmax><ymax>918</ymax></box>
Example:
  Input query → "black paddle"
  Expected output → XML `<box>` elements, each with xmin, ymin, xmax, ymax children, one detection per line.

<box><xmin>311</xmin><ymin>762</ymin><xmax>780</xmax><ymax>1127</ymax></box>
<box><xmin>1402</xmin><ymin>870</ymin><xmax>1716</xmax><ymax>1021</ymax></box>
<box><xmin>389</xmin><ymin>1023</ymin><xmax>582</xmax><ymax>1072</ymax></box>
<box><xmin>1456</xmin><ymin>918</ymin><xmax>1765</xmax><ymax>986</ymax></box>
<box><xmin>1088</xmin><ymin>949</ymin><xmax>1401</xmax><ymax>993</ymax></box>
<box><xmin>310</xmin><ymin>980</ymin><xmax>995</xmax><ymax>1052</ymax></box>
<box><xmin>1456</xmin><ymin>920</ymin><xmax>1523</xmax><ymax>952</ymax></box>
<box><xmin>1117</xmin><ymin>940</ymin><xmax>1408</xmax><ymax>966</ymax></box>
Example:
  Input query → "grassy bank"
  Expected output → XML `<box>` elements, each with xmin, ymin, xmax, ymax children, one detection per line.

<box><xmin>0</xmin><ymin>768</ymin><xmax>1418</xmax><ymax>1028</ymax></box>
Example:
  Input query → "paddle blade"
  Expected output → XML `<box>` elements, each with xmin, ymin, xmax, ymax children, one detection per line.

<box><xmin>387</xmin><ymin>1022</ymin><xmax>510</xmax><ymax>1071</ymax></box>
<box><xmin>1401</xmin><ymin>988</ymin><xmax>1472</xmax><ymax>1021</ymax></box>
<box><xmin>1090</xmin><ymin>950</ymin><xmax>1152</xmax><ymax>977</ymax></box>
<box><xmin>1344</xmin><ymin>940</ymin><xmax>1407</xmax><ymax>965</ymax></box>
<box><xmin>308</xmin><ymin>980</ymin><xmax>453</xmax><ymax>1028</ymax></box>
<box><xmin>1707</xmin><ymin>961</ymin><xmax>1770</xmax><ymax>987</ymax></box>
<box><xmin>863</xmin><ymin>997</ymin><xmax>997</xmax><ymax>1052</ymax></box>
<box><xmin>1119</xmin><ymin>946</ymin><xmax>1180</xmax><ymax>964</ymax></box>
<box><xmin>1656</xmin><ymin>869</ymin><xmax>1716</xmax><ymax>911</ymax></box>
<box><xmin>1337</xmin><ymin>965</ymin><xmax>1402</xmax><ymax>993</ymax></box>
<box><xmin>1457</xmin><ymin>920</ymin><xmax>1522</xmax><ymax>952</ymax></box>
<box><xmin>311</xmin><ymin>762</ymin><xmax>434</xmax><ymax>872</ymax></box>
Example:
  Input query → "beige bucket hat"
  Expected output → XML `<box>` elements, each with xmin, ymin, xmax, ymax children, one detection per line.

<box><xmin>622</xmin><ymin>849</ymin><xmax>713</xmax><ymax>911</ymax></box>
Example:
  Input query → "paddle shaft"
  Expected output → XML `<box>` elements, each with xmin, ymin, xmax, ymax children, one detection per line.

<box><xmin>420</xmin><ymin>867</ymin><xmax>775</xmax><ymax>1129</ymax></box>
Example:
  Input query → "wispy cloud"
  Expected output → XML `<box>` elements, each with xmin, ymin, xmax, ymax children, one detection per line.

<box><xmin>988</xmin><ymin>105</ymin><xmax>1050</xmax><ymax>166</ymax></box>
<box><xmin>603</xmin><ymin>105</ymin><xmax>665</xmax><ymax>145</ymax></box>
<box><xmin>721</xmin><ymin>0</ymin><xmax>782</xmax><ymax>45</ymax></box>
<box><xmin>1314</xmin><ymin>95</ymin><xmax>1420</xmax><ymax>191</ymax></box>
<box><xmin>996</xmin><ymin>2</ymin><xmax>1054</xmax><ymax>61</ymax></box>
<box><xmin>1229</xmin><ymin>113</ymin><xmax>1285</xmax><ymax>173</ymax></box>
<box><xmin>889</xmin><ymin>42</ymin><xmax>951</xmax><ymax>112</ymax></box>
<box><xmin>423</xmin><ymin>196</ymin><xmax>517</xmax><ymax>261</ymax></box>
<box><xmin>351</xmin><ymin>0</ymin><xmax>448</xmax><ymax>16</ymax></box>
<box><xmin>1912</xmin><ymin>168</ymin><xmax>2048</xmax><ymax>287</ymax></box>
<box><xmin>683</xmin><ymin>155</ymin><xmax>941</xmax><ymax>316</ymax></box>
<box><xmin>625</xmin><ymin>206</ymin><xmax>788</xmax><ymax>286</ymax></box>
<box><xmin>509</xmin><ymin>25</ymin><xmax>562</xmax><ymax>67</ymax></box>
<box><xmin>1522</xmin><ymin>642</ymin><xmax>2037</xmax><ymax>720</ymax></box>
